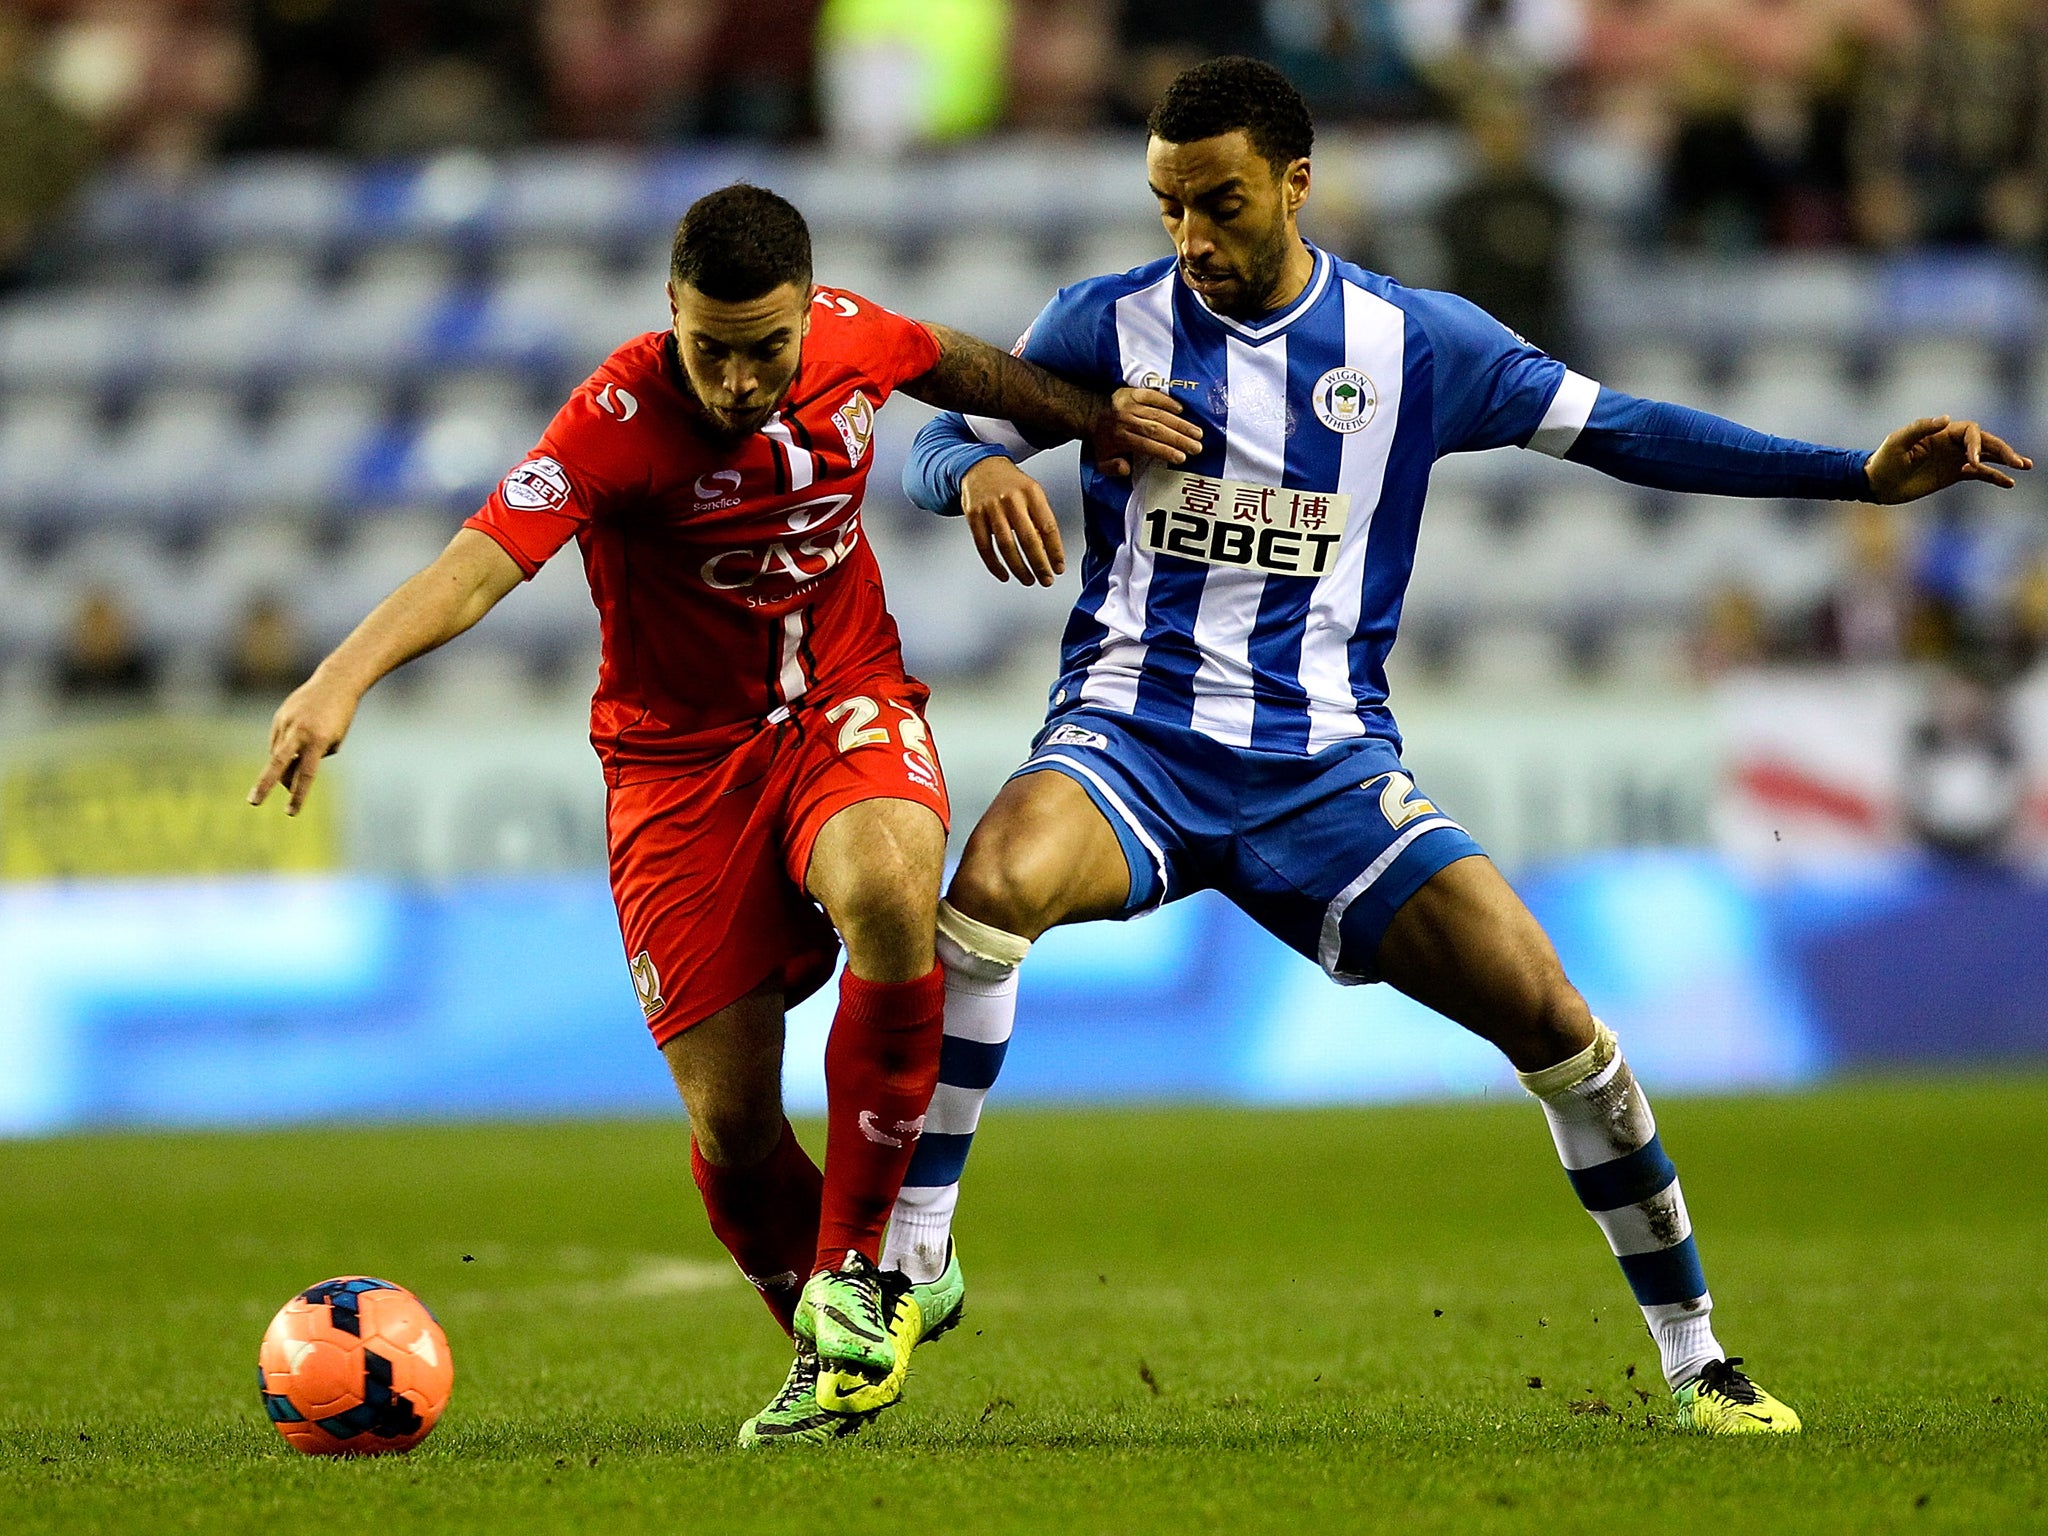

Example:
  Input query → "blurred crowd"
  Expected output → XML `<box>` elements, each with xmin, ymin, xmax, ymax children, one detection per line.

<box><xmin>1700</xmin><ymin>502</ymin><xmax>2048</xmax><ymax>678</ymax></box>
<box><xmin>4</xmin><ymin>2</ymin><xmax>2047</xmax><ymax>256</ymax></box>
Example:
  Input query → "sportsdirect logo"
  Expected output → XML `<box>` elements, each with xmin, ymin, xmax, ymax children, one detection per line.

<box><xmin>501</xmin><ymin>457</ymin><xmax>572</xmax><ymax>511</ymax></box>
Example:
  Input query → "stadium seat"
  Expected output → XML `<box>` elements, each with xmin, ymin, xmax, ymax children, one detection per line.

<box><xmin>811</xmin><ymin>233</ymin><xmax>900</xmax><ymax>306</ymax></box>
<box><xmin>1870</xmin><ymin>338</ymin><xmax>2008</xmax><ymax>438</ymax></box>
<box><xmin>1721</xmin><ymin>342</ymin><xmax>1860</xmax><ymax>447</ymax></box>
<box><xmin>1407</xmin><ymin>492</ymin><xmax>1506</xmax><ymax>621</ymax></box>
<box><xmin>295</xmin><ymin>248</ymin><xmax>454</xmax><ymax>374</ymax></box>
<box><xmin>1495</xmin><ymin>486</ymin><xmax>1652</xmax><ymax>619</ymax></box>
<box><xmin>156</xmin><ymin>251</ymin><xmax>322</xmax><ymax>382</ymax></box>
<box><xmin>910</xmin><ymin>234</ymin><xmax>1054</xmax><ymax>344</ymax></box>
<box><xmin>1597</xmin><ymin>342</ymin><xmax>1716</xmax><ymax>412</ymax></box>
<box><xmin>310</xmin><ymin>511</ymin><xmax>460</xmax><ymax>645</ymax></box>
<box><xmin>241</xmin><ymin>384</ymin><xmax>385</xmax><ymax>509</ymax></box>
<box><xmin>0</xmin><ymin>289</ymin><xmax>142</xmax><ymax>389</ymax></box>
<box><xmin>46</xmin><ymin>528</ymin><xmax>197</xmax><ymax>649</ymax></box>
<box><xmin>0</xmin><ymin>390</ymin><xmax>99</xmax><ymax>517</ymax></box>
<box><xmin>77</xmin><ymin>388</ymin><xmax>242</xmax><ymax>524</ymax></box>
<box><xmin>475</xmin><ymin>245</ymin><xmax>606</xmax><ymax>367</ymax></box>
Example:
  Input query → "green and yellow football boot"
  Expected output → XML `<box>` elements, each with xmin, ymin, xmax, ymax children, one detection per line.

<box><xmin>899</xmin><ymin>1239</ymin><xmax>967</xmax><ymax>1348</ymax></box>
<box><xmin>737</xmin><ymin>1345</ymin><xmax>871</xmax><ymax>1448</ymax></box>
<box><xmin>795</xmin><ymin>1251</ymin><xmax>917</xmax><ymax>1415</ymax></box>
<box><xmin>1673</xmin><ymin>1358</ymin><xmax>1803</xmax><ymax>1434</ymax></box>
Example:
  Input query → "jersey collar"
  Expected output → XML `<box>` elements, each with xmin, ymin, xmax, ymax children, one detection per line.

<box><xmin>1183</xmin><ymin>242</ymin><xmax>1332</xmax><ymax>345</ymax></box>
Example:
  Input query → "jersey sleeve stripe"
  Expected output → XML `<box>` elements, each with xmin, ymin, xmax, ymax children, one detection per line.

<box><xmin>1526</xmin><ymin>369</ymin><xmax>1600</xmax><ymax>458</ymax></box>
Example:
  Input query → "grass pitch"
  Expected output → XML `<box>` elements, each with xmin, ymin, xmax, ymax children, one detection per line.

<box><xmin>2</xmin><ymin>1078</ymin><xmax>2043</xmax><ymax>1535</ymax></box>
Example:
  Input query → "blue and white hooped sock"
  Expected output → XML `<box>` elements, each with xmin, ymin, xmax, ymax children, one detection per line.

<box><xmin>880</xmin><ymin>901</ymin><xmax>1028</xmax><ymax>1284</ymax></box>
<box><xmin>1519</xmin><ymin>1021</ymin><xmax>1727</xmax><ymax>1389</ymax></box>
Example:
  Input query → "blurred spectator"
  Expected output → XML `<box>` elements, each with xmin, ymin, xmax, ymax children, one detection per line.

<box><xmin>229</xmin><ymin>0</ymin><xmax>382</xmax><ymax>151</ymax></box>
<box><xmin>2007</xmin><ymin>553</ymin><xmax>2048</xmax><ymax>671</ymax></box>
<box><xmin>1111</xmin><ymin>2</ymin><xmax>1266</xmax><ymax>126</ymax></box>
<box><xmin>34</xmin><ymin>0</ymin><xmax>252</xmax><ymax>174</ymax></box>
<box><xmin>1434</xmin><ymin>97</ymin><xmax>1570</xmax><ymax>352</ymax></box>
<box><xmin>0</xmin><ymin>10</ymin><xmax>96</xmax><ymax>286</ymax></box>
<box><xmin>698</xmin><ymin>0</ymin><xmax>825</xmax><ymax>138</ymax></box>
<box><xmin>1392</xmin><ymin>0</ymin><xmax>1585</xmax><ymax>106</ymax></box>
<box><xmin>340</xmin><ymin>2</ymin><xmax>536</xmax><ymax>157</ymax></box>
<box><xmin>1851</xmin><ymin>0</ymin><xmax>2048</xmax><ymax>251</ymax></box>
<box><xmin>538</xmin><ymin>0</ymin><xmax>714</xmax><ymax>143</ymax></box>
<box><xmin>1812</xmin><ymin>503</ymin><xmax>1913</xmax><ymax>663</ymax></box>
<box><xmin>1695</xmin><ymin>581</ymin><xmax>1769</xmax><ymax>676</ymax></box>
<box><xmin>817</xmin><ymin>0</ymin><xmax>1008</xmax><ymax>154</ymax></box>
<box><xmin>54</xmin><ymin>586</ymin><xmax>158</xmax><ymax>706</ymax></box>
<box><xmin>1584</xmin><ymin>0</ymin><xmax>1914</xmax><ymax>249</ymax></box>
<box><xmin>1263</xmin><ymin>2</ymin><xmax>1423</xmax><ymax>121</ymax></box>
<box><xmin>1904</xmin><ymin>655</ymin><xmax>2023</xmax><ymax>861</ymax></box>
<box><xmin>1007</xmin><ymin>0</ymin><xmax>1113</xmax><ymax>133</ymax></box>
<box><xmin>220</xmin><ymin>594</ymin><xmax>309</xmax><ymax>704</ymax></box>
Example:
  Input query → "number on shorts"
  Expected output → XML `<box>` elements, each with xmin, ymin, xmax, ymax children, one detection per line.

<box><xmin>827</xmin><ymin>696</ymin><xmax>890</xmax><ymax>752</ymax></box>
<box><xmin>895</xmin><ymin>707</ymin><xmax>936</xmax><ymax>767</ymax></box>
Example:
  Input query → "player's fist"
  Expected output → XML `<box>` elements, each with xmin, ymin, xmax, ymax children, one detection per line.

<box><xmin>1864</xmin><ymin>415</ymin><xmax>2031</xmax><ymax>504</ymax></box>
<box><xmin>961</xmin><ymin>457</ymin><xmax>1066</xmax><ymax>586</ymax></box>
<box><xmin>249</xmin><ymin>672</ymin><xmax>362</xmax><ymax>817</ymax></box>
<box><xmin>1092</xmin><ymin>386</ymin><xmax>1203</xmax><ymax>478</ymax></box>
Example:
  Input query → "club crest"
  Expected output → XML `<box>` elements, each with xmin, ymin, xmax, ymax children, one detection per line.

<box><xmin>1312</xmin><ymin>368</ymin><xmax>1378</xmax><ymax>434</ymax></box>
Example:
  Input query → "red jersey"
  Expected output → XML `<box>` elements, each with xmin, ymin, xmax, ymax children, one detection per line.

<box><xmin>465</xmin><ymin>290</ymin><xmax>943</xmax><ymax>782</ymax></box>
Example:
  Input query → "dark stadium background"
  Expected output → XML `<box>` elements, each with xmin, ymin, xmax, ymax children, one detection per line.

<box><xmin>0</xmin><ymin>0</ymin><xmax>2043</xmax><ymax>1130</ymax></box>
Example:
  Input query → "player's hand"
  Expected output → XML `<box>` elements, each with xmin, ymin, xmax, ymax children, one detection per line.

<box><xmin>248</xmin><ymin>671</ymin><xmax>362</xmax><ymax>817</ymax></box>
<box><xmin>961</xmin><ymin>456</ymin><xmax>1065</xmax><ymax>585</ymax></box>
<box><xmin>1092</xmin><ymin>386</ymin><xmax>1202</xmax><ymax>478</ymax></box>
<box><xmin>1864</xmin><ymin>415</ymin><xmax>2031</xmax><ymax>504</ymax></box>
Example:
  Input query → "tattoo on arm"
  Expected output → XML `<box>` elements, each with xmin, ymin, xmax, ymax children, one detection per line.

<box><xmin>903</xmin><ymin>323</ymin><xmax>1104</xmax><ymax>442</ymax></box>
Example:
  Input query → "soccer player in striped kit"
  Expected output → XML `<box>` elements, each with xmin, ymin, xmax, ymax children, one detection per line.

<box><xmin>894</xmin><ymin>57</ymin><xmax>2031</xmax><ymax>1433</ymax></box>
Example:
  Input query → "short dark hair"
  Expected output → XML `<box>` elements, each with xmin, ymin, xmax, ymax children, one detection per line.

<box><xmin>1147</xmin><ymin>56</ymin><xmax>1314</xmax><ymax>173</ymax></box>
<box><xmin>670</xmin><ymin>183</ymin><xmax>812</xmax><ymax>302</ymax></box>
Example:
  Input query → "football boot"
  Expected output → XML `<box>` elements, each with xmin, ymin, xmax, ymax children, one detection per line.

<box><xmin>737</xmin><ymin>1344</ymin><xmax>872</xmax><ymax>1448</ymax></box>
<box><xmin>898</xmin><ymin>1239</ymin><xmax>967</xmax><ymax>1348</ymax></box>
<box><xmin>1673</xmin><ymin>1358</ymin><xmax>1803</xmax><ymax>1434</ymax></box>
<box><xmin>795</xmin><ymin>1250</ymin><xmax>918</xmax><ymax>1415</ymax></box>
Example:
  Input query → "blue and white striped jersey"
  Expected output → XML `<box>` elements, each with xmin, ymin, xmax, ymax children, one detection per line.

<box><xmin>907</xmin><ymin>244</ymin><xmax>1867</xmax><ymax>754</ymax></box>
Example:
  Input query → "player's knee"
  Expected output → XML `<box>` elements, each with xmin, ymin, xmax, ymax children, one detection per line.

<box><xmin>1504</xmin><ymin>967</ymin><xmax>1595</xmax><ymax>1072</ymax></box>
<box><xmin>946</xmin><ymin>845</ymin><xmax>1057</xmax><ymax>941</ymax></box>
<box><xmin>825</xmin><ymin>852</ymin><xmax>939</xmax><ymax>971</ymax></box>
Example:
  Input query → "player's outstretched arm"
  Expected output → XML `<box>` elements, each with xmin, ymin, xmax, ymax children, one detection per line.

<box><xmin>903</xmin><ymin>323</ymin><xmax>1200</xmax><ymax>474</ymax></box>
<box><xmin>1863</xmin><ymin>415</ymin><xmax>2032</xmax><ymax>504</ymax></box>
<box><xmin>247</xmin><ymin>529</ymin><xmax>523</xmax><ymax>817</ymax></box>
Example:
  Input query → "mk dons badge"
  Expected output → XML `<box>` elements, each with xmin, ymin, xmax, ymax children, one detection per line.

<box><xmin>1312</xmin><ymin>368</ymin><xmax>1378</xmax><ymax>434</ymax></box>
<box><xmin>832</xmin><ymin>389</ymin><xmax>875</xmax><ymax>467</ymax></box>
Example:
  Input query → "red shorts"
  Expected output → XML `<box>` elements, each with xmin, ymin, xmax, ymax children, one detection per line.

<box><xmin>607</xmin><ymin>684</ymin><xmax>950</xmax><ymax>1046</ymax></box>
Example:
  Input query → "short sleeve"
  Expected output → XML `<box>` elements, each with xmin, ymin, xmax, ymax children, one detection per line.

<box><xmin>1407</xmin><ymin>288</ymin><xmax>1589</xmax><ymax>457</ymax></box>
<box><xmin>1013</xmin><ymin>284</ymin><xmax>1113</xmax><ymax>385</ymax></box>
<box><xmin>464</xmin><ymin>384</ymin><xmax>631</xmax><ymax>577</ymax></box>
<box><xmin>826</xmin><ymin>290</ymin><xmax>943</xmax><ymax>396</ymax></box>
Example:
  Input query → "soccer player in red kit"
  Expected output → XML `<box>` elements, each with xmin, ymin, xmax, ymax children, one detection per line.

<box><xmin>250</xmin><ymin>184</ymin><xmax>1201</xmax><ymax>1445</ymax></box>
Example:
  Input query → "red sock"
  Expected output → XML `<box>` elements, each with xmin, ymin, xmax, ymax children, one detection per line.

<box><xmin>815</xmin><ymin>962</ymin><xmax>945</xmax><ymax>1271</ymax></box>
<box><xmin>690</xmin><ymin>1119</ymin><xmax>822</xmax><ymax>1334</ymax></box>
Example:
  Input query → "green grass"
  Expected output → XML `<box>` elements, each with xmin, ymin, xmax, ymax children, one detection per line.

<box><xmin>2</xmin><ymin>1079</ymin><xmax>2044</xmax><ymax>1534</ymax></box>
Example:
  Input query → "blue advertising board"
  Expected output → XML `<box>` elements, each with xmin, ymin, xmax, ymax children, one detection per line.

<box><xmin>1</xmin><ymin>852</ymin><xmax>2042</xmax><ymax>1136</ymax></box>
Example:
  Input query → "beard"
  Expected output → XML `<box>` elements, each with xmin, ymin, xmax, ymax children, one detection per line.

<box><xmin>1183</xmin><ymin>221</ymin><xmax>1293</xmax><ymax>319</ymax></box>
